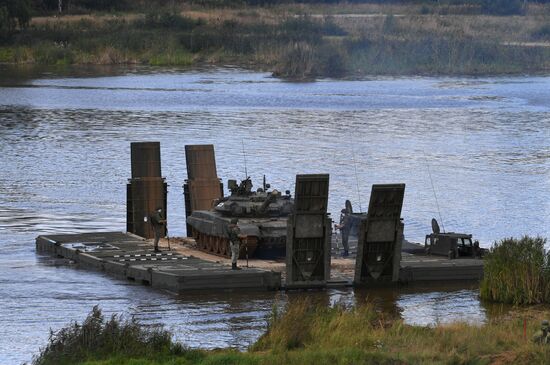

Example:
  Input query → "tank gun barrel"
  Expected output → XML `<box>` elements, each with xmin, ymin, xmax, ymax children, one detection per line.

<box><xmin>258</xmin><ymin>192</ymin><xmax>277</xmax><ymax>214</ymax></box>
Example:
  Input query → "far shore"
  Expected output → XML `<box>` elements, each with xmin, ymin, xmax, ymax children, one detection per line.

<box><xmin>2</xmin><ymin>3</ymin><xmax>550</xmax><ymax>80</ymax></box>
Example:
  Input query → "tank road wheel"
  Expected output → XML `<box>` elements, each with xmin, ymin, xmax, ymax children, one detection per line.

<box><xmin>195</xmin><ymin>232</ymin><xmax>202</xmax><ymax>249</ymax></box>
<box><xmin>201</xmin><ymin>233</ymin><xmax>207</xmax><ymax>252</ymax></box>
<box><xmin>211</xmin><ymin>236</ymin><xmax>217</xmax><ymax>254</ymax></box>
<box><xmin>213</xmin><ymin>236</ymin><xmax>220</xmax><ymax>254</ymax></box>
<box><xmin>201</xmin><ymin>235</ymin><xmax>208</xmax><ymax>251</ymax></box>
<box><xmin>196</xmin><ymin>232</ymin><xmax>202</xmax><ymax>249</ymax></box>
<box><xmin>239</xmin><ymin>236</ymin><xmax>258</xmax><ymax>259</ymax></box>
<box><xmin>199</xmin><ymin>233</ymin><xmax>207</xmax><ymax>250</ymax></box>
<box><xmin>217</xmin><ymin>236</ymin><xmax>222</xmax><ymax>255</ymax></box>
<box><xmin>222</xmin><ymin>238</ymin><xmax>229</xmax><ymax>257</ymax></box>
<box><xmin>207</xmin><ymin>235</ymin><xmax>214</xmax><ymax>253</ymax></box>
<box><xmin>218</xmin><ymin>238</ymin><xmax>226</xmax><ymax>257</ymax></box>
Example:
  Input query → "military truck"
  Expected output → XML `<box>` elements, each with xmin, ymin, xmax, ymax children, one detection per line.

<box><xmin>425</xmin><ymin>218</ymin><xmax>483</xmax><ymax>259</ymax></box>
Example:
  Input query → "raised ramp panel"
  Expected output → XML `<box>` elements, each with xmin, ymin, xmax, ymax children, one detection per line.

<box><xmin>354</xmin><ymin>184</ymin><xmax>405</xmax><ymax>286</ymax></box>
<box><xmin>131</xmin><ymin>142</ymin><xmax>161</xmax><ymax>178</ymax></box>
<box><xmin>185</xmin><ymin>145</ymin><xmax>218</xmax><ymax>180</ymax></box>
<box><xmin>286</xmin><ymin>174</ymin><xmax>331</xmax><ymax>288</ymax></box>
<box><xmin>128</xmin><ymin>178</ymin><xmax>167</xmax><ymax>239</ymax></box>
<box><xmin>127</xmin><ymin>142</ymin><xmax>167</xmax><ymax>239</ymax></box>
<box><xmin>183</xmin><ymin>145</ymin><xmax>223</xmax><ymax>236</ymax></box>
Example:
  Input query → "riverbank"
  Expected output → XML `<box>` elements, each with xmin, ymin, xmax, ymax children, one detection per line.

<box><xmin>2</xmin><ymin>3</ymin><xmax>550</xmax><ymax>79</ymax></box>
<box><xmin>35</xmin><ymin>300</ymin><xmax>550</xmax><ymax>365</ymax></box>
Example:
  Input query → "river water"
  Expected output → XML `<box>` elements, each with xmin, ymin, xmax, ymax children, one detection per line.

<box><xmin>0</xmin><ymin>66</ymin><xmax>548</xmax><ymax>364</ymax></box>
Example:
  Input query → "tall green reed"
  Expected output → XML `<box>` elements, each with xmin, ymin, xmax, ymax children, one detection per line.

<box><xmin>480</xmin><ymin>236</ymin><xmax>550</xmax><ymax>305</ymax></box>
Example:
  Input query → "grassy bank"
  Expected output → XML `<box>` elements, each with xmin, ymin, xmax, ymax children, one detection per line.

<box><xmin>2</xmin><ymin>3</ymin><xmax>550</xmax><ymax>78</ymax></box>
<box><xmin>34</xmin><ymin>300</ymin><xmax>550</xmax><ymax>365</ymax></box>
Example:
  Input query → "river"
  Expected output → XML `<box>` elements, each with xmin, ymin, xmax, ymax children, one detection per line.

<box><xmin>0</xmin><ymin>65</ymin><xmax>548</xmax><ymax>364</ymax></box>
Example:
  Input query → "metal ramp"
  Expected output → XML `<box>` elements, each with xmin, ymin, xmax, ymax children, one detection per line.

<box><xmin>183</xmin><ymin>145</ymin><xmax>223</xmax><ymax>236</ymax></box>
<box><xmin>354</xmin><ymin>184</ymin><xmax>405</xmax><ymax>285</ymax></box>
<box><xmin>126</xmin><ymin>142</ymin><xmax>167</xmax><ymax>239</ymax></box>
<box><xmin>286</xmin><ymin>174</ymin><xmax>331</xmax><ymax>288</ymax></box>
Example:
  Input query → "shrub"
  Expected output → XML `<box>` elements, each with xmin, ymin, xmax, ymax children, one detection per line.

<box><xmin>316</xmin><ymin>42</ymin><xmax>348</xmax><ymax>78</ymax></box>
<box><xmin>33</xmin><ymin>306</ymin><xmax>180</xmax><ymax>365</ymax></box>
<box><xmin>480</xmin><ymin>236</ymin><xmax>550</xmax><ymax>305</ymax></box>
<box><xmin>532</xmin><ymin>24</ymin><xmax>550</xmax><ymax>40</ymax></box>
<box><xmin>420</xmin><ymin>5</ymin><xmax>432</xmax><ymax>15</ymax></box>
<box><xmin>382</xmin><ymin>14</ymin><xmax>397</xmax><ymax>34</ymax></box>
<box><xmin>480</xmin><ymin>0</ymin><xmax>525</xmax><ymax>16</ymax></box>
<box><xmin>273</xmin><ymin>41</ymin><xmax>316</xmax><ymax>80</ymax></box>
<box><xmin>142</xmin><ymin>11</ymin><xmax>202</xmax><ymax>31</ymax></box>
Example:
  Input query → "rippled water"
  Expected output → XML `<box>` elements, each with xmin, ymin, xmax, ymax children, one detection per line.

<box><xmin>0</xmin><ymin>66</ymin><xmax>548</xmax><ymax>365</ymax></box>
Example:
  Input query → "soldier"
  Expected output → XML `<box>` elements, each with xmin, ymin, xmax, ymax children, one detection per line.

<box><xmin>335</xmin><ymin>208</ymin><xmax>350</xmax><ymax>257</ymax></box>
<box><xmin>226</xmin><ymin>218</ymin><xmax>242</xmax><ymax>270</ymax></box>
<box><xmin>150</xmin><ymin>207</ymin><xmax>166</xmax><ymax>252</ymax></box>
<box><xmin>533</xmin><ymin>320</ymin><xmax>550</xmax><ymax>344</ymax></box>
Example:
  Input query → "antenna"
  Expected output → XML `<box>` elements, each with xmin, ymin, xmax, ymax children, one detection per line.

<box><xmin>351</xmin><ymin>144</ymin><xmax>363</xmax><ymax>213</ymax></box>
<box><xmin>422</xmin><ymin>150</ymin><xmax>445</xmax><ymax>233</ymax></box>
<box><xmin>241</xmin><ymin>139</ymin><xmax>248</xmax><ymax>179</ymax></box>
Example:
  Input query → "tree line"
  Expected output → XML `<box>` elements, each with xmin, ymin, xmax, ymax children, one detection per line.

<box><xmin>2</xmin><ymin>0</ymin><xmax>550</xmax><ymax>34</ymax></box>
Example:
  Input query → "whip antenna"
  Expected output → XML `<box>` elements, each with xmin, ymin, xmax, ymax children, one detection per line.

<box><xmin>351</xmin><ymin>144</ymin><xmax>363</xmax><ymax>213</ymax></box>
<box><xmin>423</xmin><ymin>150</ymin><xmax>445</xmax><ymax>233</ymax></box>
<box><xmin>241</xmin><ymin>139</ymin><xmax>248</xmax><ymax>179</ymax></box>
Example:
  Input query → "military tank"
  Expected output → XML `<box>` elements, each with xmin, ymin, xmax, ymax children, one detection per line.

<box><xmin>186</xmin><ymin>177</ymin><xmax>294</xmax><ymax>259</ymax></box>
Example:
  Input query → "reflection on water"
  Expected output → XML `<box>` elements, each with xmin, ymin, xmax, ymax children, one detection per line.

<box><xmin>0</xmin><ymin>66</ymin><xmax>548</xmax><ymax>365</ymax></box>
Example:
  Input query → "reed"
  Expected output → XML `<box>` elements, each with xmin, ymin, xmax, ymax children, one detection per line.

<box><xmin>481</xmin><ymin>236</ymin><xmax>550</xmax><ymax>305</ymax></box>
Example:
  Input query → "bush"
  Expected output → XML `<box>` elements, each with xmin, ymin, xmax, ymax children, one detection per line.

<box><xmin>420</xmin><ymin>5</ymin><xmax>432</xmax><ymax>15</ymax></box>
<box><xmin>33</xmin><ymin>306</ymin><xmax>181</xmax><ymax>365</ymax></box>
<box><xmin>142</xmin><ymin>11</ymin><xmax>202</xmax><ymax>31</ymax></box>
<box><xmin>480</xmin><ymin>236</ymin><xmax>550</xmax><ymax>305</ymax></box>
<box><xmin>480</xmin><ymin>0</ymin><xmax>525</xmax><ymax>16</ymax></box>
<box><xmin>532</xmin><ymin>24</ymin><xmax>550</xmax><ymax>40</ymax></box>
<box><xmin>316</xmin><ymin>42</ymin><xmax>348</xmax><ymax>78</ymax></box>
<box><xmin>273</xmin><ymin>41</ymin><xmax>316</xmax><ymax>80</ymax></box>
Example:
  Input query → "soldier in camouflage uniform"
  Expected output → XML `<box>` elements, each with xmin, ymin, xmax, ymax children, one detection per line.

<box><xmin>533</xmin><ymin>320</ymin><xmax>550</xmax><ymax>344</ymax></box>
<box><xmin>335</xmin><ymin>208</ymin><xmax>351</xmax><ymax>257</ymax></box>
<box><xmin>226</xmin><ymin>218</ymin><xmax>242</xmax><ymax>270</ymax></box>
<box><xmin>150</xmin><ymin>207</ymin><xmax>166</xmax><ymax>252</ymax></box>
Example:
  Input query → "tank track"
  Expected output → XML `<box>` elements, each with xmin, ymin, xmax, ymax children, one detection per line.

<box><xmin>191</xmin><ymin>228</ymin><xmax>258</xmax><ymax>259</ymax></box>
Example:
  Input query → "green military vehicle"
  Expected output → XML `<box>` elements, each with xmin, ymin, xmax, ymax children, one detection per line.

<box><xmin>187</xmin><ymin>177</ymin><xmax>294</xmax><ymax>259</ymax></box>
<box><xmin>425</xmin><ymin>218</ymin><xmax>484</xmax><ymax>259</ymax></box>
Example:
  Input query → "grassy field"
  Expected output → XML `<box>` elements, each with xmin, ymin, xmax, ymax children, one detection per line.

<box><xmin>34</xmin><ymin>299</ymin><xmax>550</xmax><ymax>365</ymax></box>
<box><xmin>2</xmin><ymin>2</ymin><xmax>550</xmax><ymax>79</ymax></box>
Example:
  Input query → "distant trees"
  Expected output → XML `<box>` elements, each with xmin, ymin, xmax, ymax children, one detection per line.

<box><xmin>73</xmin><ymin>0</ymin><xmax>130</xmax><ymax>11</ymax></box>
<box><xmin>29</xmin><ymin>0</ymin><xmax>131</xmax><ymax>13</ymax></box>
<box><xmin>0</xmin><ymin>0</ymin><xmax>32</xmax><ymax>32</ymax></box>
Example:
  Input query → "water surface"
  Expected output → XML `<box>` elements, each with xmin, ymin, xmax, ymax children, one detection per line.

<box><xmin>0</xmin><ymin>66</ymin><xmax>548</xmax><ymax>365</ymax></box>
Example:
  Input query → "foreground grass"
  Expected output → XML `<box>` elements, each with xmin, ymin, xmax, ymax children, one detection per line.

<box><xmin>2</xmin><ymin>3</ymin><xmax>550</xmax><ymax>78</ymax></box>
<box><xmin>35</xmin><ymin>300</ymin><xmax>550</xmax><ymax>365</ymax></box>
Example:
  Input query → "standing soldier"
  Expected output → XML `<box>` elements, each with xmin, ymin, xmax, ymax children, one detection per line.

<box><xmin>150</xmin><ymin>207</ymin><xmax>166</xmax><ymax>252</ymax></box>
<box><xmin>335</xmin><ymin>208</ymin><xmax>351</xmax><ymax>257</ymax></box>
<box><xmin>533</xmin><ymin>320</ymin><xmax>550</xmax><ymax>344</ymax></box>
<box><xmin>226</xmin><ymin>218</ymin><xmax>242</xmax><ymax>270</ymax></box>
